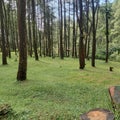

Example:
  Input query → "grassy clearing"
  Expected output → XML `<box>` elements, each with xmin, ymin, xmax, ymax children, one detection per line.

<box><xmin>0</xmin><ymin>55</ymin><xmax>120</xmax><ymax>119</ymax></box>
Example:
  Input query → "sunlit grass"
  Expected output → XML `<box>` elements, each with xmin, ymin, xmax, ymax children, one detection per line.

<box><xmin>0</xmin><ymin>54</ymin><xmax>120</xmax><ymax>119</ymax></box>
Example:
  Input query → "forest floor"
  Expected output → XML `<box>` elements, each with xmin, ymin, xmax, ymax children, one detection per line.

<box><xmin>0</xmin><ymin>55</ymin><xmax>120</xmax><ymax>119</ymax></box>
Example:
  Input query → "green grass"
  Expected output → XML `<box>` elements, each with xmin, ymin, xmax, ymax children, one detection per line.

<box><xmin>0</xmin><ymin>55</ymin><xmax>120</xmax><ymax>119</ymax></box>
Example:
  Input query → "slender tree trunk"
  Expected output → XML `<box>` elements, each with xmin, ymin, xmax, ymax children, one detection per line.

<box><xmin>91</xmin><ymin>0</ymin><xmax>96</xmax><ymax>67</ymax></box>
<box><xmin>86</xmin><ymin>24</ymin><xmax>92</xmax><ymax>60</ymax></box>
<box><xmin>15</xmin><ymin>10</ymin><xmax>19</xmax><ymax>53</ymax></box>
<box><xmin>50</xmin><ymin>9</ymin><xmax>54</xmax><ymax>58</ymax></box>
<box><xmin>7</xmin><ymin>7</ymin><xmax>11</xmax><ymax>58</ymax></box>
<box><xmin>27</xmin><ymin>0</ymin><xmax>33</xmax><ymax>57</ymax></box>
<box><xmin>72</xmin><ymin>0</ymin><xmax>77</xmax><ymax>58</ymax></box>
<box><xmin>67</xmin><ymin>1</ymin><xmax>71</xmax><ymax>57</ymax></box>
<box><xmin>105</xmin><ymin>0</ymin><xmax>109</xmax><ymax>63</ymax></box>
<box><xmin>32</xmin><ymin>0</ymin><xmax>39</xmax><ymax>60</ymax></box>
<box><xmin>3</xmin><ymin>1</ymin><xmax>11</xmax><ymax>58</ymax></box>
<box><xmin>76</xmin><ymin>0</ymin><xmax>85</xmax><ymax>69</ymax></box>
<box><xmin>47</xmin><ymin>7</ymin><xmax>51</xmax><ymax>57</ymax></box>
<box><xmin>79</xmin><ymin>0</ymin><xmax>85</xmax><ymax>69</ymax></box>
<box><xmin>38</xmin><ymin>5</ymin><xmax>42</xmax><ymax>57</ymax></box>
<box><xmin>59</xmin><ymin>0</ymin><xmax>64</xmax><ymax>59</ymax></box>
<box><xmin>17</xmin><ymin>0</ymin><xmax>27</xmax><ymax>80</ymax></box>
<box><xmin>85</xmin><ymin>0</ymin><xmax>89</xmax><ymax>58</ymax></box>
<box><xmin>43</xmin><ymin>0</ymin><xmax>46</xmax><ymax>57</ymax></box>
<box><xmin>0</xmin><ymin>0</ymin><xmax>7</xmax><ymax>65</ymax></box>
<box><xmin>57</xmin><ymin>0</ymin><xmax>60</xmax><ymax>57</ymax></box>
<box><xmin>11</xmin><ymin>8</ymin><xmax>17</xmax><ymax>55</ymax></box>
<box><xmin>38</xmin><ymin>32</ymin><xmax>42</xmax><ymax>57</ymax></box>
<box><xmin>64</xmin><ymin>0</ymin><xmax>67</xmax><ymax>57</ymax></box>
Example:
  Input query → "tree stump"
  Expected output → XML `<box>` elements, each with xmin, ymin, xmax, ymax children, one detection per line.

<box><xmin>109</xmin><ymin>67</ymin><xmax>113</xmax><ymax>71</ymax></box>
<box><xmin>80</xmin><ymin>108</ymin><xmax>114</xmax><ymax>120</ymax></box>
<box><xmin>109</xmin><ymin>86</ymin><xmax>120</xmax><ymax>111</ymax></box>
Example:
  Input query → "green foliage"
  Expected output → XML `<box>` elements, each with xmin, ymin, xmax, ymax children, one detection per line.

<box><xmin>108</xmin><ymin>43</ymin><xmax>120</xmax><ymax>61</ymax></box>
<box><xmin>109</xmin><ymin>53</ymin><xmax>120</xmax><ymax>62</ymax></box>
<box><xmin>110</xmin><ymin>0</ymin><xmax>120</xmax><ymax>46</ymax></box>
<box><xmin>0</xmin><ymin>55</ymin><xmax>120</xmax><ymax>119</ymax></box>
<box><xmin>96</xmin><ymin>1</ymin><xmax>120</xmax><ymax>62</ymax></box>
<box><xmin>96</xmin><ymin>47</ymin><xmax>106</xmax><ymax>60</ymax></box>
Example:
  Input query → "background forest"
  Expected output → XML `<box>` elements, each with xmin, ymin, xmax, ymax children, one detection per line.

<box><xmin>0</xmin><ymin>0</ymin><xmax>120</xmax><ymax>65</ymax></box>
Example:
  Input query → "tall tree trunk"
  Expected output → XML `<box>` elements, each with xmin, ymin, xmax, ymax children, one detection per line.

<box><xmin>38</xmin><ymin>32</ymin><xmax>42</xmax><ymax>57</ymax></box>
<box><xmin>57</xmin><ymin>0</ymin><xmax>60</xmax><ymax>57</ymax></box>
<box><xmin>86</xmin><ymin>24</ymin><xmax>92</xmax><ymax>60</ymax></box>
<box><xmin>11</xmin><ymin>7</ymin><xmax>17</xmax><ymax>55</ymax></box>
<box><xmin>47</xmin><ymin>6</ymin><xmax>51</xmax><ymax>57</ymax></box>
<box><xmin>64</xmin><ymin>0</ymin><xmax>67</xmax><ymax>57</ymax></box>
<box><xmin>76</xmin><ymin>0</ymin><xmax>85</xmax><ymax>69</ymax></box>
<box><xmin>50</xmin><ymin>8</ymin><xmax>54</xmax><ymax>58</ymax></box>
<box><xmin>78</xmin><ymin>0</ymin><xmax>85</xmax><ymax>69</ymax></box>
<box><xmin>27</xmin><ymin>0</ymin><xmax>33</xmax><ymax>57</ymax></box>
<box><xmin>91</xmin><ymin>0</ymin><xmax>99</xmax><ymax>66</ymax></box>
<box><xmin>3</xmin><ymin>1</ymin><xmax>11</xmax><ymax>58</ymax></box>
<box><xmin>0</xmin><ymin>0</ymin><xmax>7</xmax><ymax>65</ymax></box>
<box><xmin>38</xmin><ymin>5</ymin><xmax>42</xmax><ymax>57</ymax></box>
<box><xmin>32</xmin><ymin>0</ymin><xmax>39</xmax><ymax>60</ymax></box>
<box><xmin>17</xmin><ymin>0</ymin><xmax>27</xmax><ymax>81</ymax></box>
<box><xmin>85</xmin><ymin>0</ymin><xmax>89</xmax><ymax>58</ymax></box>
<box><xmin>43</xmin><ymin>0</ymin><xmax>47</xmax><ymax>57</ymax></box>
<box><xmin>91</xmin><ymin>0</ymin><xmax>96</xmax><ymax>67</ymax></box>
<box><xmin>67</xmin><ymin>1</ymin><xmax>71</xmax><ymax>57</ymax></box>
<box><xmin>105</xmin><ymin>0</ymin><xmax>109</xmax><ymax>63</ymax></box>
<box><xmin>59</xmin><ymin>0</ymin><xmax>64</xmax><ymax>59</ymax></box>
<box><xmin>72</xmin><ymin>0</ymin><xmax>77</xmax><ymax>58</ymax></box>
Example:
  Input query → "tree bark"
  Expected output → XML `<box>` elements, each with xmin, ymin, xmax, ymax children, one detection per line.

<box><xmin>105</xmin><ymin>0</ymin><xmax>109</xmax><ymax>63</ymax></box>
<box><xmin>64</xmin><ymin>0</ymin><xmax>67</xmax><ymax>57</ymax></box>
<box><xmin>59</xmin><ymin>0</ymin><xmax>64</xmax><ymax>59</ymax></box>
<box><xmin>91</xmin><ymin>0</ymin><xmax>96</xmax><ymax>67</ymax></box>
<box><xmin>76</xmin><ymin>0</ymin><xmax>85</xmax><ymax>69</ymax></box>
<box><xmin>72</xmin><ymin>0</ymin><xmax>77</xmax><ymax>58</ymax></box>
<box><xmin>0</xmin><ymin>0</ymin><xmax>7</xmax><ymax>65</ymax></box>
<box><xmin>32</xmin><ymin>0</ymin><xmax>39</xmax><ymax>60</ymax></box>
<box><xmin>17</xmin><ymin>0</ymin><xmax>27</xmax><ymax>81</ymax></box>
<box><xmin>27</xmin><ymin>0</ymin><xmax>33</xmax><ymax>57</ymax></box>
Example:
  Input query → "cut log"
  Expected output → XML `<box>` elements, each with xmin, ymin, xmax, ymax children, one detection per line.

<box><xmin>80</xmin><ymin>108</ymin><xmax>114</xmax><ymax>120</ymax></box>
<box><xmin>109</xmin><ymin>86</ymin><xmax>120</xmax><ymax>111</ymax></box>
